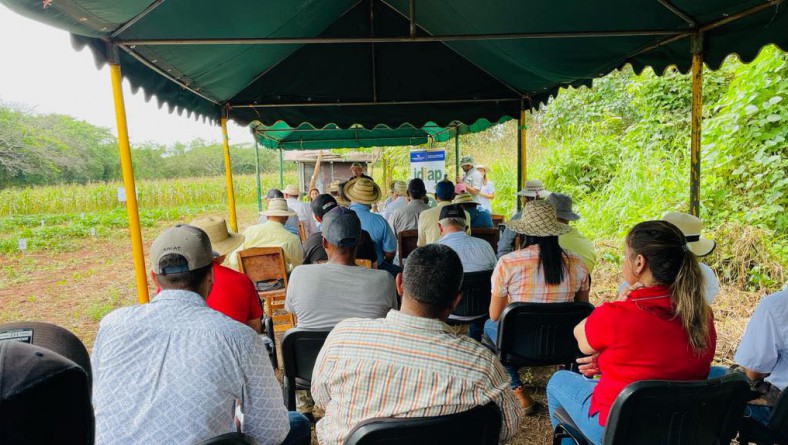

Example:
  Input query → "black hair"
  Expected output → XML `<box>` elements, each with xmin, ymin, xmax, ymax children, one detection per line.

<box><xmin>522</xmin><ymin>235</ymin><xmax>568</xmax><ymax>285</ymax></box>
<box><xmin>402</xmin><ymin>244</ymin><xmax>463</xmax><ymax>316</ymax></box>
<box><xmin>408</xmin><ymin>178</ymin><xmax>427</xmax><ymax>200</ymax></box>
<box><xmin>155</xmin><ymin>254</ymin><xmax>212</xmax><ymax>292</ymax></box>
<box><xmin>265</xmin><ymin>189</ymin><xmax>284</xmax><ymax>199</ymax></box>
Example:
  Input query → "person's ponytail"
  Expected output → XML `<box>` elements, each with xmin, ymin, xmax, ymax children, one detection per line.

<box><xmin>672</xmin><ymin>247</ymin><xmax>711</xmax><ymax>353</ymax></box>
<box><xmin>626</xmin><ymin>221</ymin><xmax>712</xmax><ymax>353</ymax></box>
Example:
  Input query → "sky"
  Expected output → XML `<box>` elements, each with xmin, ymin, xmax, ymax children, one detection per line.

<box><xmin>0</xmin><ymin>8</ymin><xmax>249</xmax><ymax>146</ymax></box>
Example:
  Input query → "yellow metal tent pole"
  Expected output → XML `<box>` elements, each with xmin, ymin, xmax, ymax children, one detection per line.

<box><xmin>689</xmin><ymin>34</ymin><xmax>703</xmax><ymax>217</ymax></box>
<box><xmin>220</xmin><ymin>115</ymin><xmax>238</xmax><ymax>232</ymax></box>
<box><xmin>517</xmin><ymin>100</ymin><xmax>527</xmax><ymax>212</ymax></box>
<box><xmin>109</xmin><ymin>58</ymin><xmax>149</xmax><ymax>304</ymax></box>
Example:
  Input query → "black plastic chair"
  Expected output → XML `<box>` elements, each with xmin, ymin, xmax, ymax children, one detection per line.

<box><xmin>343</xmin><ymin>402</ymin><xmax>502</xmax><ymax>445</ymax></box>
<box><xmin>738</xmin><ymin>388</ymin><xmax>788</xmax><ymax>444</ymax></box>
<box><xmin>552</xmin><ymin>374</ymin><xmax>751</xmax><ymax>445</ymax></box>
<box><xmin>281</xmin><ymin>328</ymin><xmax>331</xmax><ymax>410</ymax></box>
<box><xmin>484</xmin><ymin>302</ymin><xmax>594</xmax><ymax>368</ymax></box>
<box><xmin>194</xmin><ymin>432</ymin><xmax>258</xmax><ymax>445</ymax></box>
<box><xmin>448</xmin><ymin>270</ymin><xmax>494</xmax><ymax>326</ymax></box>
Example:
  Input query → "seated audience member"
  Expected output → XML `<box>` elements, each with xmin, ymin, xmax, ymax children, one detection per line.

<box><xmin>453</xmin><ymin>192</ymin><xmax>494</xmax><ymax>228</ymax></box>
<box><xmin>497</xmin><ymin>179</ymin><xmax>549</xmax><ymax>258</ymax></box>
<box><xmin>228</xmin><ymin>198</ymin><xmax>303</xmax><ymax>271</ymax></box>
<box><xmin>662</xmin><ymin>212</ymin><xmax>719</xmax><ymax>304</ymax></box>
<box><xmin>308</xmin><ymin>188</ymin><xmax>320</xmax><ymax>202</ymax></box>
<box><xmin>389</xmin><ymin>178</ymin><xmax>431</xmax><ymax>238</ymax></box>
<box><xmin>189</xmin><ymin>215</ymin><xmax>262</xmax><ymax>333</ymax></box>
<box><xmin>344</xmin><ymin>178</ymin><xmax>400</xmax><ymax>276</ymax></box>
<box><xmin>311</xmin><ymin>244</ymin><xmax>523</xmax><ymax>445</ymax></box>
<box><xmin>349</xmin><ymin>162</ymin><xmax>373</xmax><ymax>181</ymax></box>
<box><xmin>284</xmin><ymin>184</ymin><xmax>317</xmax><ymax>237</ymax></box>
<box><xmin>455</xmin><ymin>183</ymin><xmax>468</xmax><ymax>195</ymax></box>
<box><xmin>302</xmin><ymin>194</ymin><xmax>377</xmax><ymax>266</ymax></box>
<box><xmin>547</xmin><ymin>193</ymin><xmax>597</xmax><ymax>273</ymax></box>
<box><xmin>329</xmin><ymin>180</ymin><xmax>341</xmax><ymax>198</ymax></box>
<box><xmin>417</xmin><ymin>180</ymin><xmax>470</xmax><ymax>246</ymax></box>
<box><xmin>486</xmin><ymin>200</ymin><xmax>589</xmax><ymax>414</ymax></box>
<box><xmin>383</xmin><ymin>180</ymin><xmax>408</xmax><ymax>220</ymax></box>
<box><xmin>92</xmin><ymin>225</ymin><xmax>310</xmax><ymax>445</ymax></box>
<box><xmin>259</xmin><ymin>188</ymin><xmax>300</xmax><ymax>235</ymax></box>
<box><xmin>722</xmin><ymin>287</ymin><xmax>788</xmax><ymax>426</ymax></box>
<box><xmin>436</xmin><ymin>204</ymin><xmax>498</xmax><ymax>341</ymax></box>
<box><xmin>547</xmin><ymin>220</ymin><xmax>716</xmax><ymax>445</ymax></box>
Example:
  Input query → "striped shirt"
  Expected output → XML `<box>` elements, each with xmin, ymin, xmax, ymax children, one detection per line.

<box><xmin>312</xmin><ymin>310</ymin><xmax>523</xmax><ymax>445</ymax></box>
<box><xmin>436</xmin><ymin>231</ymin><xmax>498</xmax><ymax>273</ymax></box>
<box><xmin>492</xmin><ymin>245</ymin><xmax>589</xmax><ymax>303</ymax></box>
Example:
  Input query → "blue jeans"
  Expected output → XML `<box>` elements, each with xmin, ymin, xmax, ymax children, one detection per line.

<box><xmin>483</xmin><ymin>319</ymin><xmax>521</xmax><ymax>388</ymax></box>
<box><xmin>708</xmin><ymin>366</ymin><xmax>772</xmax><ymax>425</ymax></box>
<box><xmin>281</xmin><ymin>412</ymin><xmax>311</xmax><ymax>445</ymax></box>
<box><xmin>547</xmin><ymin>370</ymin><xmax>605</xmax><ymax>445</ymax></box>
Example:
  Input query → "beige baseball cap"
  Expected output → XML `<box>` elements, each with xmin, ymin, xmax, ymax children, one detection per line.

<box><xmin>150</xmin><ymin>225</ymin><xmax>214</xmax><ymax>275</ymax></box>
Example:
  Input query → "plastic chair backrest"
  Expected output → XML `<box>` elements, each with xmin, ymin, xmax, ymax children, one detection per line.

<box><xmin>237</xmin><ymin>247</ymin><xmax>288</xmax><ymax>286</ymax></box>
<box><xmin>603</xmin><ymin>374</ymin><xmax>751</xmax><ymax>445</ymax></box>
<box><xmin>343</xmin><ymin>402</ymin><xmax>502</xmax><ymax>445</ymax></box>
<box><xmin>280</xmin><ymin>328</ymin><xmax>331</xmax><ymax>410</ymax></box>
<box><xmin>194</xmin><ymin>432</ymin><xmax>258</xmax><ymax>445</ymax></box>
<box><xmin>470</xmin><ymin>227</ymin><xmax>499</xmax><ymax>252</ymax></box>
<box><xmin>497</xmin><ymin>302</ymin><xmax>594</xmax><ymax>367</ymax></box>
<box><xmin>452</xmin><ymin>270</ymin><xmax>493</xmax><ymax>318</ymax></box>
<box><xmin>397</xmin><ymin>230</ymin><xmax>419</xmax><ymax>266</ymax></box>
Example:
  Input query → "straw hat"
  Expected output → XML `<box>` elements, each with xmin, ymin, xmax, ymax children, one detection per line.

<box><xmin>329</xmin><ymin>180</ymin><xmax>341</xmax><ymax>193</ymax></box>
<box><xmin>452</xmin><ymin>193</ymin><xmax>475</xmax><ymax>205</ymax></box>
<box><xmin>343</xmin><ymin>178</ymin><xmax>381</xmax><ymax>205</ymax></box>
<box><xmin>260</xmin><ymin>198</ymin><xmax>296</xmax><ymax>217</ymax></box>
<box><xmin>189</xmin><ymin>215</ymin><xmax>245</xmax><ymax>256</ymax></box>
<box><xmin>662</xmin><ymin>212</ymin><xmax>716</xmax><ymax>257</ymax></box>
<box><xmin>507</xmin><ymin>200</ymin><xmax>571</xmax><ymax>237</ymax></box>
<box><xmin>517</xmin><ymin>179</ymin><xmax>551</xmax><ymax>199</ymax></box>
<box><xmin>283</xmin><ymin>184</ymin><xmax>300</xmax><ymax>196</ymax></box>
<box><xmin>391</xmin><ymin>180</ymin><xmax>407</xmax><ymax>196</ymax></box>
<box><xmin>475</xmin><ymin>164</ymin><xmax>488</xmax><ymax>172</ymax></box>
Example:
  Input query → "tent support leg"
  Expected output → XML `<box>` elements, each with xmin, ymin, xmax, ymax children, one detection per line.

<box><xmin>279</xmin><ymin>148</ymin><xmax>284</xmax><ymax>189</ymax></box>
<box><xmin>454</xmin><ymin>129</ymin><xmax>459</xmax><ymax>180</ymax></box>
<box><xmin>221</xmin><ymin>116</ymin><xmax>238</xmax><ymax>232</ymax></box>
<box><xmin>254</xmin><ymin>138</ymin><xmax>262</xmax><ymax>212</ymax></box>
<box><xmin>689</xmin><ymin>34</ymin><xmax>703</xmax><ymax>217</ymax></box>
<box><xmin>109</xmin><ymin>62</ymin><xmax>149</xmax><ymax>304</ymax></box>
<box><xmin>517</xmin><ymin>101</ymin><xmax>526</xmax><ymax>212</ymax></box>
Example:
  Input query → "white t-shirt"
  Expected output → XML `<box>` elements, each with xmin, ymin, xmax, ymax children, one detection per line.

<box><xmin>478</xmin><ymin>180</ymin><xmax>495</xmax><ymax>213</ymax></box>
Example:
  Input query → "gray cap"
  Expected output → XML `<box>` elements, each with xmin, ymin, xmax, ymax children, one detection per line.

<box><xmin>150</xmin><ymin>225</ymin><xmax>213</xmax><ymax>274</ymax></box>
<box><xmin>547</xmin><ymin>192</ymin><xmax>580</xmax><ymax>221</ymax></box>
<box><xmin>322</xmin><ymin>207</ymin><xmax>361</xmax><ymax>247</ymax></box>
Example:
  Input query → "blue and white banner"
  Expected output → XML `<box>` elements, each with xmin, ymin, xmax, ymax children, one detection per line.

<box><xmin>410</xmin><ymin>150</ymin><xmax>446</xmax><ymax>193</ymax></box>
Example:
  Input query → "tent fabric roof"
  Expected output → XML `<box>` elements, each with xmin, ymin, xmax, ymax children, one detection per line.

<box><xmin>2</xmin><ymin>0</ymin><xmax>786</xmax><ymax>128</ymax></box>
<box><xmin>251</xmin><ymin>118</ymin><xmax>510</xmax><ymax>150</ymax></box>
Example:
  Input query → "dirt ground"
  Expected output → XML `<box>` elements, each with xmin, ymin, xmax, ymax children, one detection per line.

<box><xmin>0</xmin><ymin>205</ymin><xmax>765</xmax><ymax>444</ymax></box>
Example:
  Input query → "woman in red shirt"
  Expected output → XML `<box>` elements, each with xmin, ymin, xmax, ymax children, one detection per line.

<box><xmin>546</xmin><ymin>220</ymin><xmax>716</xmax><ymax>444</ymax></box>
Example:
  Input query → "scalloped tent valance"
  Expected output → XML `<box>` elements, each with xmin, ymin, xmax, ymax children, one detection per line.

<box><xmin>1</xmin><ymin>0</ymin><xmax>786</xmax><ymax>128</ymax></box>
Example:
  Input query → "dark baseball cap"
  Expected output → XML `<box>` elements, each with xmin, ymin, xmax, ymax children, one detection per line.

<box><xmin>435</xmin><ymin>180</ymin><xmax>455</xmax><ymax>200</ymax></box>
<box><xmin>311</xmin><ymin>194</ymin><xmax>339</xmax><ymax>220</ymax></box>
<box><xmin>322</xmin><ymin>207</ymin><xmax>361</xmax><ymax>247</ymax></box>
<box><xmin>439</xmin><ymin>204</ymin><xmax>466</xmax><ymax>221</ymax></box>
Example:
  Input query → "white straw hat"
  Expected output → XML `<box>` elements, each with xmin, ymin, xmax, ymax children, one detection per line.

<box><xmin>260</xmin><ymin>198</ymin><xmax>296</xmax><ymax>217</ymax></box>
<box><xmin>452</xmin><ymin>193</ymin><xmax>476</xmax><ymax>205</ymax></box>
<box><xmin>189</xmin><ymin>215</ymin><xmax>245</xmax><ymax>256</ymax></box>
<box><xmin>507</xmin><ymin>200</ymin><xmax>571</xmax><ymax>237</ymax></box>
<box><xmin>283</xmin><ymin>184</ymin><xmax>300</xmax><ymax>196</ymax></box>
<box><xmin>391</xmin><ymin>180</ymin><xmax>407</xmax><ymax>196</ymax></box>
<box><xmin>517</xmin><ymin>179</ymin><xmax>551</xmax><ymax>199</ymax></box>
<box><xmin>662</xmin><ymin>211</ymin><xmax>716</xmax><ymax>257</ymax></box>
<box><xmin>344</xmin><ymin>178</ymin><xmax>382</xmax><ymax>205</ymax></box>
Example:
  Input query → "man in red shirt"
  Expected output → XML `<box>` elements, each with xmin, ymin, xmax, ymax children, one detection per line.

<box><xmin>189</xmin><ymin>216</ymin><xmax>263</xmax><ymax>333</ymax></box>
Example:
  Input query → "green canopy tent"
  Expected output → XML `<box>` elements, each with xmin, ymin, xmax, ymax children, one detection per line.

<box><xmin>2</xmin><ymin>0</ymin><xmax>785</xmax><ymax>303</ymax></box>
<box><xmin>249</xmin><ymin>117</ymin><xmax>511</xmax><ymax>208</ymax></box>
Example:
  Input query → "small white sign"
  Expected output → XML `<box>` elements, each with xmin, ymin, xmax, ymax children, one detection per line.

<box><xmin>90</xmin><ymin>227</ymin><xmax>96</xmax><ymax>237</ymax></box>
<box><xmin>117</xmin><ymin>187</ymin><xmax>126</xmax><ymax>202</ymax></box>
<box><xmin>18</xmin><ymin>238</ymin><xmax>27</xmax><ymax>251</ymax></box>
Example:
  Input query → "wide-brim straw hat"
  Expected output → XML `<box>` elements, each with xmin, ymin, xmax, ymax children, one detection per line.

<box><xmin>517</xmin><ymin>179</ymin><xmax>551</xmax><ymax>199</ymax></box>
<box><xmin>662</xmin><ymin>211</ymin><xmax>716</xmax><ymax>257</ymax></box>
<box><xmin>261</xmin><ymin>198</ymin><xmax>296</xmax><ymax>217</ymax></box>
<box><xmin>344</xmin><ymin>178</ymin><xmax>381</xmax><ymax>204</ymax></box>
<box><xmin>475</xmin><ymin>164</ymin><xmax>488</xmax><ymax>172</ymax></box>
<box><xmin>190</xmin><ymin>215</ymin><xmax>245</xmax><ymax>256</ymax></box>
<box><xmin>283</xmin><ymin>184</ymin><xmax>300</xmax><ymax>196</ymax></box>
<box><xmin>452</xmin><ymin>193</ymin><xmax>475</xmax><ymax>205</ymax></box>
<box><xmin>508</xmin><ymin>200</ymin><xmax>571</xmax><ymax>237</ymax></box>
<box><xmin>391</xmin><ymin>180</ymin><xmax>407</xmax><ymax>196</ymax></box>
